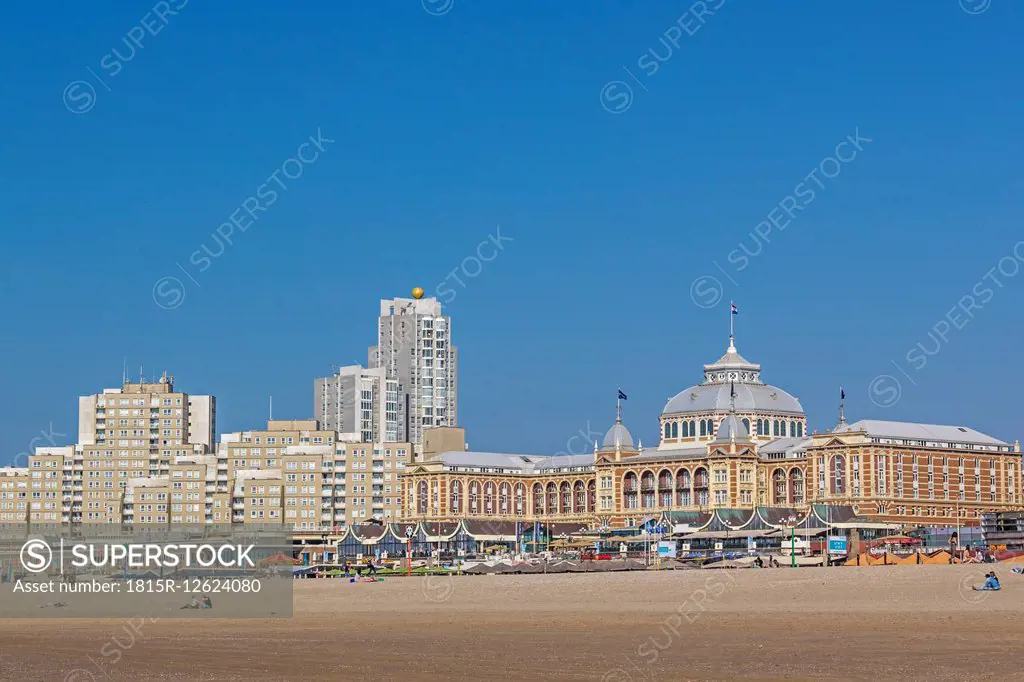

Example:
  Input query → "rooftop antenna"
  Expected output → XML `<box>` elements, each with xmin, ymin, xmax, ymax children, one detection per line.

<box><xmin>269</xmin><ymin>395</ymin><xmax>273</xmax><ymax>421</ymax></box>
<box><xmin>122</xmin><ymin>357</ymin><xmax>128</xmax><ymax>386</ymax></box>
<box><xmin>139</xmin><ymin>363</ymin><xmax>144</xmax><ymax>385</ymax></box>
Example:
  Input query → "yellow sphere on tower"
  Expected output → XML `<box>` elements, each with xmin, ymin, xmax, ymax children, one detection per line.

<box><xmin>411</xmin><ymin>287</ymin><xmax>425</xmax><ymax>300</ymax></box>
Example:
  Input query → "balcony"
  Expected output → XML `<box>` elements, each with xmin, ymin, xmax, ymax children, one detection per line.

<box><xmin>232</xmin><ymin>502</ymin><xmax>245</xmax><ymax>511</ymax></box>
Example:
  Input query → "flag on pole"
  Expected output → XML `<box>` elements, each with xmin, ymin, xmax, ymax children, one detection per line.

<box><xmin>840</xmin><ymin>388</ymin><xmax>846</xmax><ymax>401</ymax></box>
<box><xmin>617</xmin><ymin>389</ymin><xmax>628</xmax><ymax>401</ymax></box>
<box><xmin>731</xmin><ymin>303</ymin><xmax>739</xmax><ymax>315</ymax></box>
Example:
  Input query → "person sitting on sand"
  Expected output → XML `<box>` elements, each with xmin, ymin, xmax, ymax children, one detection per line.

<box><xmin>201</xmin><ymin>595</ymin><xmax>212</xmax><ymax>609</ymax></box>
<box><xmin>973</xmin><ymin>572</ymin><xmax>1001</xmax><ymax>591</ymax></box>
<box><xmin>180</xmin><ymin>596</ymin><xmax>201</xmax><ymax>609</ymax></box>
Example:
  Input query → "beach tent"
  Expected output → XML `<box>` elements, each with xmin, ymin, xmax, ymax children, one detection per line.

<box><xmin>260</xmin><ymin>553</ymin><xmax>299</xmax><ymax>566</ymax></box>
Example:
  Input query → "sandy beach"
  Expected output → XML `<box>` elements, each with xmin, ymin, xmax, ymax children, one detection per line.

<box><xmin>0</xmin><ymin>564</ymin><xmax>1019</xmax><ymax>681</ymax></box>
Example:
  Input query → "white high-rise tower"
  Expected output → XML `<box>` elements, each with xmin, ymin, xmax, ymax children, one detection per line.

<box><xmin>369</xmin><ymin>295</ymin><xmax>458</xmax><ymax>454</ymax></box>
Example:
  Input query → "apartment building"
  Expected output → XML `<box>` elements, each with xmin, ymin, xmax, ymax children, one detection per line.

<box><xmin>314</xmin><ymin>366</ymin><xmax>401</xmax><ymax>443</ymax></box>
<box><xmin>7</xmin><ymin>383</ymin><xmax>414</xmax><ymax>531</ymax></box>
<box><xmin>75</xmin><ymin>373</ymin><xmax>215</xmax><ymax>524</ymax></box>
<box><xmin>369</xmin><ymin>296</ymin><xmax>458</xmax><ymax>454</ymax></box>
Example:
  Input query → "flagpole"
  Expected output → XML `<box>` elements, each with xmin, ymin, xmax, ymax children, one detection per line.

<box><xmin>729</xmin><ymin>301</ymin><xmax>734</xmax><ymax>341</ymax></box>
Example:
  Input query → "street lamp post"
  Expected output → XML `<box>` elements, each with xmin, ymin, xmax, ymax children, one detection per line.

<box><xmin>405</xmin><ymin>525</ymin><xmax>413</xmax><ymax>578</ymax></box>
<box><xmin>786</xmin><ymin>515</ymin><xmax>797</xmax><ymax>569</ymax></box>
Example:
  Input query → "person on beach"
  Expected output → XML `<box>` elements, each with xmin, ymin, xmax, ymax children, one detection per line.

<box><xmin>973</xmin><ymin>572</ymin><xmax>1001</xmax><ymax>591</ymax></box>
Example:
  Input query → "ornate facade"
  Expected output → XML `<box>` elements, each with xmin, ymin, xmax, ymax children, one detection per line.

<box><xmin>403</xmin><ymin>333</ymin><xmax>1022</xmax><ymax>528</ymax></box>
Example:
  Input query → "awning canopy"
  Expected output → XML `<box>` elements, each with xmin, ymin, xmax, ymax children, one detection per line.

<box><xmin>768</xmin><ymin>527</ymin><xmax>829</xmax><ymax>538</ymax></box>
<box><xmin>678</xmin><ymin>528</ymin><xmax>776</xmax><ymax>540</ymax></box>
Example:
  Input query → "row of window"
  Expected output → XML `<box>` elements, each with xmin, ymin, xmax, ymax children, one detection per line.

<box><xmin>662</xmin><ymin>417</ymin><xmax>805</xmax><ymax>439</ymax></box>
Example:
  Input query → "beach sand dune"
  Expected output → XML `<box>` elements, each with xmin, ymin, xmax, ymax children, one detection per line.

<box><xmin>0</xmin><ymin>564</ymin><xmax>1018</xmax><ymax>681</ymax></box>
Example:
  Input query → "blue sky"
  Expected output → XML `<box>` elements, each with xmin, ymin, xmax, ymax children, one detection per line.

<box><xmin>1</xmin><ymin>0</ymin><xmax>1022</xmax><ymax>463</ymax></box>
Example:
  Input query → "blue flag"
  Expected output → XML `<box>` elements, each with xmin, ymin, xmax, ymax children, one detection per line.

<box><xmin>618</xmin><ymin>389</ymin><xmax>628</xmax><ymax>401</ymax></box>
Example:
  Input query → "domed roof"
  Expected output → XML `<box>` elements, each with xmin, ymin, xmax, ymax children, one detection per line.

<box><xmin>661</xmin><ymin>336</ymin><xmax>804</xmax><ymax>417</ymax></box>
<box><xmin>663</xmin><ymin>382</ymin><xmax>803</xmax><ymax>416</ymax></box>
<box><xmin>601</xmin><ymin>422</ymin><xmax>634</xmax><ymax>451</ymax></box>
<box><xmin>714</xmin><ymin>413</ymin><xmax>750</xmax><ymax>443</ymax></box>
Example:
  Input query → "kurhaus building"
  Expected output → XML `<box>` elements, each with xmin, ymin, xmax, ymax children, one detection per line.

<box><xmin>402</xmin><ymin>333</ymin><xmax>1022</xmax><ymax>528</ymax></box>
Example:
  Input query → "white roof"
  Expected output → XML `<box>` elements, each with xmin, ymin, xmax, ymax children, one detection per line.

<box><xmin>759</xmin><ymin>437</ymin><xmax>813</xmax><ymax>454</ymax></box>
<box><xmin>436</xmin><ymin>451</ymin><xmax>593</xmax><ymax>473</ymax></box>
<box><xmin>836</xmin><ymin>420</ymin><xmax>1007</xmax><ymax>446</ymax></box>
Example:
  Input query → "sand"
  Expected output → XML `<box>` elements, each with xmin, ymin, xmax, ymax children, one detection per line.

<box><xmin>0</xmin><ymin>564</ymin><xmax>1019</xmax><ymax>681</ymax></box>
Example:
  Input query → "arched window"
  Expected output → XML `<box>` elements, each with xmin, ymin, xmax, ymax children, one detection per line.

<box><xmin>773</xmin><ymin>420</ymin><xmax>780</xmax><ymax>437</ymax></box>
<box><xmin>575</xmin><ymin>481</ymin><xmax>586</xmax><ymax>512</ymax></box>
<box><xmin>790</xmin><ymin>469</ymin><xmax>804</xmax><ymax>504</ymax></box>
<box><xmin>700</xmin><ymin>420</ymin><xmax>707</xmax><ymax>437</ymax></box>
<box><xmin>532</xmin><ymin>483</ymin><xmax>544</xmax><ymax>515</ymax></box>
<box><xmin>417</xmin><ymin>480</ymin><xmax>428</xmax><ymax>514</ymax></box>
<box><xmin>742</xmin><ymin>418</ymin><xmax>750</xmax><ymax>434</ymax></box>
<box><xmin>640</xmin><ymin>471</ymin><xmax>655</xmax><ymax>508</ymax></box>
<box><xmin>772</xmin><ymin>469</ymin><xmax>786</xmax><ymax>505</ymax></box>
<box><xmin>671</xmin><ymin>422</ymin><xmax>678</xmax><ymax>439</ymax></box>
<box><xmin>831</xmin><ymin>456</ymin><xmax>846</xmax><ymax>495</ymax></box>
<box><xmin>676</xmin><ymin>469</ymin><xmax>691</xmax><ymax>506</ymax></box>
<box><xmin>560</xmin><ymin>482</ymin><xmax>572</xmax><ymax>513</ymax></box>
<box><xmin>658</xmin><ymin>469</ymin><xmax>673</xmax><ymax>507</ymax></box>
<box><xmin>797</xmin><ymin>422</ymin><xmax>803</xmax><ymax>437</ymax></box>
<box><xmin>546</xmin><ymin>482</ymin><xmax>558</xmax><ymax>514</ymax></box>
<box><xmin>450</xmin><ymin>480</ymin><xmax>462</xmax><ymax>514</ymax></box>
<box><xmin>623</xmin><ymin>472</ymin><xmax>639</xmax><ymax>509</ymax></box>
<box><xmin>664</xmin><ymin>422</ymin><xmax>671</xmax><ymax>439</ymax></box>
<box><xmin>693</xmin><ymin>467</ymin><xmax>709</xmax><ymax>506</ymax></box>
<box><xmin>483</xmin><ymin>482</ymin><xmax>496</xmax><ymax>514</ymax></box>
<box><xmin>587</xmin><ymin>481</ymin><xmax>596</xmax><ymax>512</ymax></box>
<box><xmin>514</xmin><ymin>483</ymin><xmax>526</xmax><ymax>514</ymax></box>
<box><xmin>499</xmin><ymin>482</ymin><xmax>511</xmax><ymax>514</ymax></box>
<box><xmin>689</xmin><ymin>421</ymin><xmax>696</xmax><ymax>437</ymax></box>
<box><xmin>469</xmin><ymin>481</ymin><xmax>480</xmax><ymax>514</ymax></box>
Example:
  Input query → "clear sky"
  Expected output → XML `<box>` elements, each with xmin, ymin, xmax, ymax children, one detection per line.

<box><xmin>1</xmin><ymin>1</ymin><xmax>1022</xmax><ymax>464</ymax></box>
